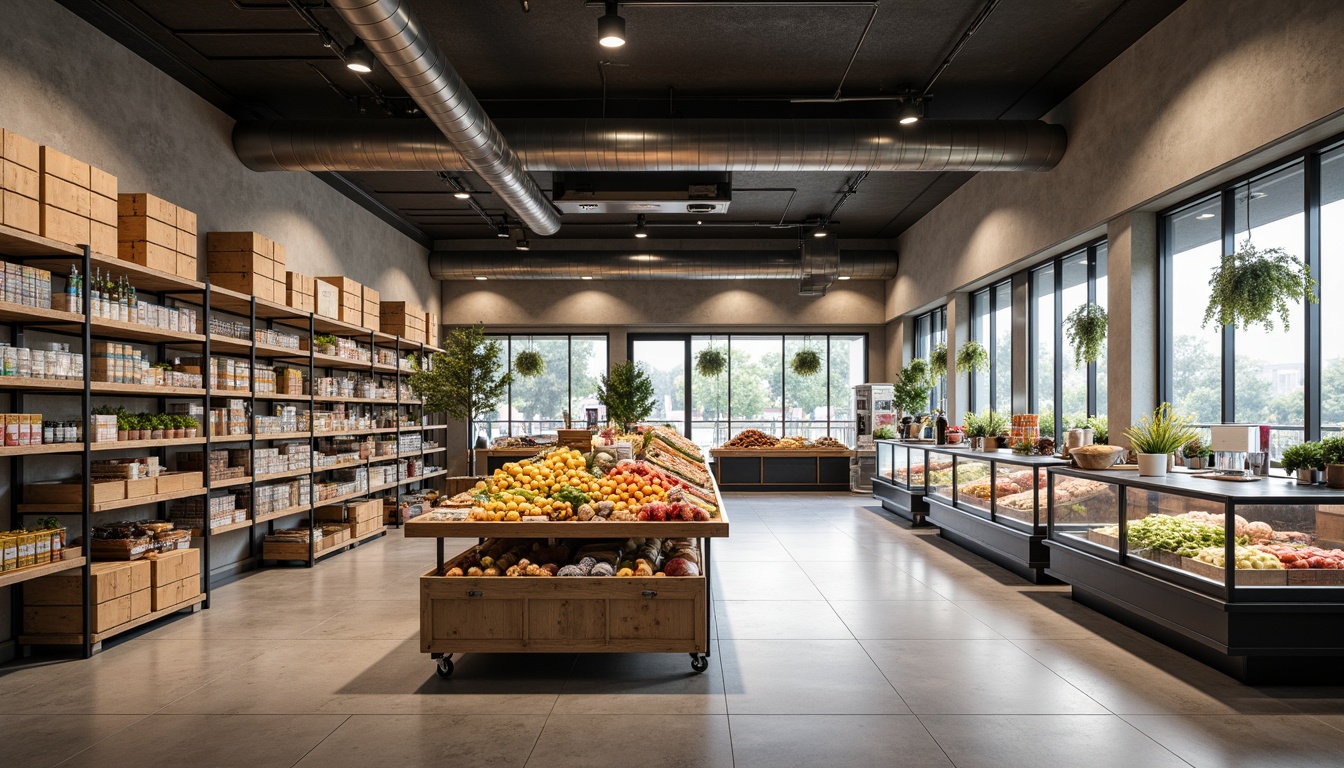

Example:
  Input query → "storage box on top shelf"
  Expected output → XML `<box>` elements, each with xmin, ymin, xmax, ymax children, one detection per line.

<box><xmin>425</xmin><ymin>312</ymin><xmax>440</xmax><ymax>347</ymax></box>
<box><xmin>362</xmin><ymin>285</ymin><xmax>380</xmax><ymax>332</ymax></box>
<box><xmin>117</xmin><ymin>193</ymin><xmax>197</xmax><ymax>280</ymax></box>
<box><xmin>380</xmin><ymin>301</ymin><xmax>426</xmax><ymax>342</ymax></box>
<box><xmin>36</xmin><ymin>145</ymin><xmax>118</xmax><ymax>254</ymax></box>
<box><xmin>286</xmin><ymin>271</ymin><xmax>316</xmax><ymax>313</ymax></box>
<box><xmin>207</xmin><ymin>231</ymin><xmax>283</xmax><ymax>301</ymax></box>
<box><xmin>318</xmin><ymin>275</ymin><xmax>364</xmax><ymax>326</ymax></box>
<box><xmin>1</xmin><ymin>128</ymin><xmax>41</xmax><ymax>234</ymax></box>
<box><xmin>314</xmin><ymin>278</ymin><xmax>339</xmax><ymax>319</ymax></box>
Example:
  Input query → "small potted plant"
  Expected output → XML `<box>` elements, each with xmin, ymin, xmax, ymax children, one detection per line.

<box><xmin>150</xmin><ymin>413</ymin><xmax>167</xmax><ymax>441</ymax></box>
<box><xmin>1280</xmin><ymin>441</ymin><xmax>1324</xmax><ymax>486</ymax></box>
<box><xmin>183</xmin><ymin>415</ymin><xmax>199</xmax><ymax>438</ymax></box>
<box><xmin>1321</xmin><ymin>437</ymin><xmax>1344</xmax><ymax>489</ymax></box>
<box><xmin>174</xmin><ymin>414</ymin><xmax>188</xmax><ymax>439</ymax></box>
<box><xmin>1123</xmin><ymin>403</ymin><xmax>1199</xmax><ymax>477</ymax></box>
<box><xmin>1183</xmin><ymin>438</ymin><xmax>1213</xmax><ymax>470</ymax></box>
<box><xmin>946</xmin><ymin>425</ymin><xmax>964</xmax><ymax>445</ymax></box>
<box><xmin>116</xmin><ymin>411</ymin><xmax>130</xmax><ymax>442</ymax></box>
<box><xmin>314</xmin><ymin>334</ymin><xmax>338</xmax><ymax>356</ymax></box>
<box><xmin>1012</xmin><ymin>439</ymin><xmax>1035</xmax><ymax>456</ymax></box>
<box><xmin>873</xmin><ymin>425</ymin><xmax>896</xmax><ymax>441</ymax></box>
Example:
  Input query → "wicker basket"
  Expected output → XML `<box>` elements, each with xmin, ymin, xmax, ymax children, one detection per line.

<box><xmin>1071</xmin><ymin>445</ymin><xmax>1126</xmax><ymax>470</ymax></box>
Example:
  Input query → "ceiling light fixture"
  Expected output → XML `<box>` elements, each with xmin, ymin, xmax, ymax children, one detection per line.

<box><xmin>812</xmin><ymin>224</ymin><xmax>829</xmax><ymax>238</ymax></box>
<box><xmin>453</xmin><ymin>191</ymin><xmax>471</xmax><ymax>200</ymax></box>
<box><xmin>343</xmin><ymin>39</ymin><xmax>374</xmax><ymax>73</ymax></box>
<box><xmin>496</xmin><ymin>223</ymin><xmax>510</xmax><ymax>238</ymax></box>
<box><xmin>598</xmin><ymin>1</ymin><xmax>626</xmax><ymax>47</ymax></box>
<box><xmin>898</xmin><ymin>98</ymin><xmax>921</xmax><ymax>125</ymax></box>
<box><xmin>515</xmin><ymin>236</ymin><xmax>530</xmax><ymax>251</ymax></box>
<box><xmin>475</xmin><ymin>276</ymin><xmax>488</xmax><ymax>281</ymax></box>
<box><xmin>837</xmin><ymin>275</ymin><xmax>851</xmax><ymax>281</ymax></box>
<box><xmin>634</xmin><ymin>214</ymin><xmax>649</xmax><ymax>239</ymax></box>
<box><xmin>581</xmin><ymin>276</ymin><xmax>594</xmax><ymax>280</ymax></box>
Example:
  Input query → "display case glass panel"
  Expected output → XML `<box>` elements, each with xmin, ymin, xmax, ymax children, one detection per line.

<box><xmin>876</xmin><ymin>440</ymin><xmax>895</xmax><ymax>484</ymax></box>
<box><xmin>1124</xmin><ymin>487</ymin><xmax>1226</xmax><ymax>586</ymax></box>
<box><xmin>953</xmin><ymin>455</ymin><xmax>994</xmax><ymax>515</ymax></box>
<box><xmin>1232</xmin><ymin>501</ymin><xmax>1344</xmax><ymax>588</ymax></box>
<box><xmin>1049</xmin><ymin>470</ymin><xmax>1122</xmax><ymax>552</ymax></box>
<box><xmin>993</xmin><ymin>462</ymin><xmax>1050</xmax><ymax>527</ymax></box>
<box><xmin>926</xmin><ymin>451</ymin><xmax>955</xmax><ymax>502</ymax></box>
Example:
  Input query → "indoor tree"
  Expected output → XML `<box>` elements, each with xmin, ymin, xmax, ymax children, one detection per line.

<box><xmin>598</xmin><ymin>360</ymin><xmax>656</xmax><ymax>432</ymax></box>
<box><xmin>408</xmin><ymin>322</ymin><xmax>511</xmax><ymax>474</ymax></box>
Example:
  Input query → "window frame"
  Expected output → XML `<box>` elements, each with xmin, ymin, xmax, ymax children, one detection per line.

<box><xmin>912</xmin><ymin>306</ymin><xmax>947</xmax><ymax>413</ymax></box>
<box><xmin>479</xmin><ymin>332</ymin><xmax>610</xmax><ymax>436</ymax></box>
<box><xmin>1028</xmin><ymin>239</ymin><xmax>1108</xmax><ymax>443</ymax></box>
<box><xmin>969</xmin><ymin>279</ymin><xmax>1012</xmax><ymax>414</ymax></box>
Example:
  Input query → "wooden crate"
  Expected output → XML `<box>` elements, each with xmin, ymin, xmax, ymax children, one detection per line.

<box><xmin>26</xmin><ymin>588</ymin><xmax>150</xmax><ymax>634</ymax></box>
<box><xmin>155</xmin><ymin>471</ymin><xmax>203</xmax><ymax>493</ymax></box>
<box><xmin>315</xmin><ymin>279</ymin><xmax>339</xmax><ymax>319</ymax></box>
<box><xmin>125</xmin><ymin>477</ymin><xmax>157</xmax><ymax>498</ymax></box>
<box><xmin>207</xmin><ymin>231</ymin><xmax>272</xmax><ymax>256</ymax></box>
<box><xmin>1</xmin><ymin>129</ymin><xmax>40</xmax><ymax>235</ymax></box>
<box><xmin>118</xmin><ymin>215</ymin><xmax>177</xmax><ymax>248</ymax></box>
<box><xmin>152</xmin><ymin>575</ymin><xmax>201</xmax><ymax>611</ymax></box>
<box><xmin>118</xmin><ymin>192</ymin><xmax>176</xmax><ymax>225</ymax></box>
<box><xmin>118</xmin><ymin>240</ymin><xmax>176</xmax><ymax>274</ymax></box>
<box><xmin>25</xmin><ymin>560</ymin><xmax>150</xmax><ymax>605</ymax></box>
<box><xmin>1181</xmin><ymin>555</ymin><xmax>1287</xmax><ymax>586</ymax></box>
<box><xmin>144</xmin><ymin>547</ymin><xmax>200</xmax><ymax>586</ymax></box>
<box><xmin>24</xmin><ymin>480</ymin><xmax>126</xmax><ymax>505</ymax></box>
<box><xmin>420</xmin><ymin>555</ymin><xmax>708</xmax><ymax>655</ymax></box>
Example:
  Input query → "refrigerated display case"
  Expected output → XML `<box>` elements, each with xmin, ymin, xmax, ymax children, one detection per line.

<box><xmin>872</xmin><ymin>440</ymin><xmax>931</xmax><ymax>525</ymax></box>
<box><xmin>1046</xmin><ymin>467</ymin><xmax>1344</xmax><ymax>683</ymax></box>
<box><xmin>921</xmin><ymin>447</ymin><xmax>1066</xmax><ymax>582</ymax></box>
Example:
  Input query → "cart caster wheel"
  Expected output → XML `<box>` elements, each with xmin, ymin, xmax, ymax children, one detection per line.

<box><xmin>690</xmin><ymin>654</ymin><xmax>709</xmax><ymax>673</ymax></box>
<box><xmin>435</xmin><ymin>656</ymin><xmax>454</xmax><ymax>678</ymax></box>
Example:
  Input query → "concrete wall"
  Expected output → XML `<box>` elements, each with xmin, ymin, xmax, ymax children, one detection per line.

<box><xmin>887</xmin><ymin>0</ymin><xmax>1344</xmax><ymax>320</ymax></box>
<box><xmin>0</xmin><ymin>0</ymin><xmax>434</xmax><ymax>656</ymax></box>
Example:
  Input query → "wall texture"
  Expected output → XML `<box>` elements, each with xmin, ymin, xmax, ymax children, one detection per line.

<box><xmin>0</xmin><ymin>0</ymin><xmax>436</xmax><ymax>310</ymax></box>
<box><xmin>887</xmin><ymin>0</ymin><xmax>1344</xmax><ymax>320</ymax></box>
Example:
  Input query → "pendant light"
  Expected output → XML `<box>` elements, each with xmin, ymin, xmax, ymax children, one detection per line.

<box><xmin>633</xmin><ymin>214</ymin><xmax>649</xmax><ymax>238</ymax></box>
<box><xmin>898</xmin><ymin>98</ymin><xmax>921</xmax><ymax>125</ymax></box>
<box><xmin>343</xmin><ymin>40</ymin><xmax>374</xmax><ymax>74</ymax></box>
<box><xmin>598</xmin><ymin>2</ymin><xmax>626</xmax><ymax>48</ymax></box>
<box><xmin>812</xmin><ymin>224</ymin><xmax>829</xmax><ymax>238</ymax></box>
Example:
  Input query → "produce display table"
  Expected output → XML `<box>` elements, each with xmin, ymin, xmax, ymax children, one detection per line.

<box><xmin>1046</xmin><ymin>467</ymin><xmax>1344</xmax><ymax>683</ymax></box>
<box><xmin>921</xmin><ymin>447</ymin><xmax>1067</xmax><ymax>583</ymax></box>
<box><xmin>404</xmin><ymin>478</ymin><xmax>729</xmax><ymax>677</ymax></box>
<box><xmin>710</xmin><ymin>447</ymin><xmax>854</xmax><ymax>492</ymax></box>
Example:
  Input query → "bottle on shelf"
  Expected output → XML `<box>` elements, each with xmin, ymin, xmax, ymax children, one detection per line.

<box><xmin>92</xmin><ymin>267</ymin><xmax>103</xmax><ymax>319</ymax></box>
<box><xmin>118</xmin><ymin>276</ymin><xmax>129</xmax><ymax>322</ymax></box>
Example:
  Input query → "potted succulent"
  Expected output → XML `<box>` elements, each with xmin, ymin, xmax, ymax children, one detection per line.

<box><xmin>1280</xmin><ymin>441</ymin><xmax>1325</xmax><ymax>486</ymax></box>
<box><xmin>1123</xmin><ymin>403</ymin><xmax>1199</xmax><ymax>477</ymax></box>
<box><xmin>1321</xmin><ymin>437</ymin><xmax>1344</xmax><ymax>489</ymax></box>
<box><xmin>1064</xmin><ymin>302</ymin><xmax>1108</xmax><ymax>367</ymax></box>
<box><xmin>1183</xmin><ymin>438</ymin><xmax>1213</xmax><ymax>469</ymax></box>
<box><xmin>183</xmin><ymin>415</ymin><xmax>199</xmax><ymax>439</ymax></box>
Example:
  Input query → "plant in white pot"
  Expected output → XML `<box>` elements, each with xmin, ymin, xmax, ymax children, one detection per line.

<box><xmin>1123</xmin><ymin>403</ymin><xmax>1199</xmax><ymax>477</ymax></box>
<box><xmin>1280</xmin><ymin>441</ymin><xmax>1325</xmax><ymax>486</ymax></box>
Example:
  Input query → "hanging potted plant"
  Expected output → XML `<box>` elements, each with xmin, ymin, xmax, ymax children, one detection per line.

<box><xmin>955</xmin><ymin>340</ymin><xmax>989</xmax><ymax>375</ymax></box>
<box><xmin>930</xmin><ymin>342</ymin><xmax>948</xmax><ymax>377</ymax></box>
<box><xmin>1064</xmin><ymin>302</ymin><xmax>1108</xmax><ymax>367</ymax></box>
<box><xmin>791</xmin><ymin>347</ymin><xmax>822</xmax><ymax>377</ymax></box>
<box><xmin>514</xmin><ymin>349</ymin><xmax>545</xmax><ymax>378</ymax></box>
<box><xmin>695</xmin><ymin>347</ymin><xmax>727</xmax><ymax>378</ymax></box>
<box><xmin>1203</xmin><ymin>239</ymin><xmax>1317</xmax><ymax>331</ymax></box>
<box><xmin>1123</xmin><ymin>403</ymin><xmax>1199</xmax><ymax>477</ymax></box>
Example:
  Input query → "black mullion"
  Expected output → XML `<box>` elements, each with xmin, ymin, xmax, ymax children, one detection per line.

<box><xmin>1086</xmin><ymin>245</ymin><xmax>1098</xmax><ymax>418</ymax></box>
<box><xmin>726</xmin><ymin>335</ymin><xmax>733</xmax><ymax>439</ymax></box>
<box><xmin>1053</xmin><ymin>258</ymin><xmax>1064</xmax><ymax>444</ymax></box>
<box><xmin>1221</xmin><ymin>189</ymin><xmax>1238</xmax><ymax>423</ymax></box>
<box><xmin>1159</xmin><ymin>214</ymin><xmax>1175</xmax><ymax>404</ymax></box>
<box><xmin>824</xmin><ymin>334</ymin><xmax>831</xmax><ymax>437</ymax></box>
<box><xmin>1028</xmin><ymin>272</ymin><xmax>1039</xmax><ymax>415</ymax></box>
<box><xmin>779</xmin><ymin>335</ymin><xmax>786</xmax><ymax>436</ymax></box>
<box><xmin>684</xmin><ymin>336</ymin><xmax>693</xmax><ymax>438</ymax></box>
<box><xmin>1305</xmin><ymin>151</ymin><xmax>1323</xmax><ymax>442</ymax></box>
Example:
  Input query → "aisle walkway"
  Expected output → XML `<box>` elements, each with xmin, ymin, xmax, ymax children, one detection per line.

<box><xmin>3</xmin><ymin>493</ymin><xmax>1344</xmax><ymax>767</ymax></box>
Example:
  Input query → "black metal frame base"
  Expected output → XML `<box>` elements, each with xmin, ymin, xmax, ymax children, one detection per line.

<box><xmin>871</xmin><ymin>477</ymin><xmax>928</xmax><ymax>526</ymax></box>
<box><xmin>926</xmin><ymin>498</ymin><xmax>1055</xmax><ymax>584</ymax></box>
<box><xmin>1047</xmin><ymin>542</ymin><xmax>1344</xmax><ymax>685</ymax></box>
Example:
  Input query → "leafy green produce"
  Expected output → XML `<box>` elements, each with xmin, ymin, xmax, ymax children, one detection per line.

<box><xmin>1126</xmin><ymin>514</ymin><xmax>1244</xmax><ymax>558</ymax></box>
<box><xmin>551</xmin><ymin>485</ymin><xmax>589</xmax><ymax>507</ymax></box>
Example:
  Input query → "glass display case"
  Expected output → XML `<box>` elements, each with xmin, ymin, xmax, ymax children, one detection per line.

<box><xmin>1045</xmin><ymin>467</ymin><xmax>1344</xmax><ymax>684</ymax></box>
<box><xmin>920</xmin><ymin>447</ymin><xmax>1066</xmax><ymax>582</ymax></box>
<box><xmin>871</xmin><ymin>440</ymin><xmax>931</xmax><ymax>525</ymax></box>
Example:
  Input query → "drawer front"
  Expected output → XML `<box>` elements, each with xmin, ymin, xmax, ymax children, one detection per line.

<box><xmin>528</xmin><ymin>599</ymin><xmax>607</xmax><ymax>643</ymax></box>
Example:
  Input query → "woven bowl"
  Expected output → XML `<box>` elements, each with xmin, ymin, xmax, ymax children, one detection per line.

<box><xmin>1071</xmin><ymin>445</ymin><xmax>1126</xmax><ymax>470</ymax></box>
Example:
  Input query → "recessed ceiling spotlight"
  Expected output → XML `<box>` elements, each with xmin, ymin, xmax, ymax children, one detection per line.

<box><xmin>475</xmin><ymin>276</ymin><xmax>488</xmax><ymax>281</ymax></box>
<box><xmin>837</xmin><ymin>276</ymin><xmax>851</xmax><ymax>281</ymax></box>
<box><xmin>898</xmin><ymin>98</ymin><xmax>921</xmax><ymax>125</ymax></box>
<box><xmin>453</xmin><ymin>191</ymin><xmax>471</xmax><ymax>200</ymax></box>
<box><xmin>598</xmin><ymin>1</ymin><xmax>626</xmax><ymax>48</ymax></box>
<box><xmin>1196</xmin><ymin>213</ymin><xmax>1215</xmax><ymax>220</ymax></box>
<box><xmin>634</xmin><ymin>214</ymin><xmax>649</xmax><ymax>239</ymax></box>
<box><xmin>812</xmin><ymin>224</ymin><xmax>829</xmax><ymax>238</ymax></box>
<box><xmin>343</xmin><ymin>39</ymin><xmax>374</xmax><ymax>73</ymax></box>
<box><xmin>581</xmin><ymin>276</ymin><xmax>594</xmax><ymax>280</ymax></box>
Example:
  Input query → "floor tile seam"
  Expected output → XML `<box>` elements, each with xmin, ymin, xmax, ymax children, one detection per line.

<box><xmin>850</xmin><ymin>628</ymin><xmax>915</xmax><ymax>714</ymax></box>
<box><xmin>1110</xmin><ymin>713</ymin><xmax>1205</xmax><ymax>768</ymax></box>
<box><xmin>1000</xmin><ymin>634</ymin><xmax>1119</xmax><ymax>716</ymax></box>
<box><xmin>908</xmin><ymin>713</ymin><xmax>960</xmax><ymax>768</ymax></box>
<box><xmin>49</xmin><ymin>712</ymin><xmax>156</xmax><ymax>768</ymax></box>
<box><xmin>786</xmin><ymin>533</ymin><xmax>860</xmax><ymax>640</ymax></box>
<box><xmin>286</xmin><ymin>714</ymin><xmax>353</xmax><ymax>768</ymax></box>
<box><xmin>1310</xmin><ymin>713</ymin><xmax>1344</xmax><ymax>733</ymax></box>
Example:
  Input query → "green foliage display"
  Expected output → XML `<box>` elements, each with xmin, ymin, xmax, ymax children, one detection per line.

<box><xmin>1183</xmin><ymin>438</ymin><xmax>1212</xmax><ymax>459</ymax></box>
<box><xmin>790</xmin><ymin>348</ymin><xmax>822</xmax><ymax>377</ymax></box>
<box><xmin>1064</xmin><ymin>302</ymin><xmax>1108</xmax><ymax>368</ymax></box>
<box><xmin>873</xmin><ymin>425</ymin><xmax>896</xmax><ymax>440</ymax></box>
<box><xmin>1086</xmin><ymin>415</ymin><xmax>1109</xmax><ymax>445</ymax></box>
<box><xmin>1280</xmin><ymin>441</ymin><xmax>1325</xmax><ymax>473</ymax></box>
<box><xmin>409</xmin><ymin>322</ymin><xmax>511</xmax><ymax>428</ymax></box>
<box><xmin>955</xmin><ymin>340</ymin><xmax>989</xmax><ymax>375</ymax></box>
<box><xmin>695</xmin><ymin>347</ymin><xmax>727</xmax><ymax>378</ymax></box>
<box><xmin>1322</xmin><ymin>436</ymin><xmax>1344</xmax><ymax>467</ymax></box>
<box><xmin>1204</xmin><ymin>239</ymin><xmax>1317</xmax><ymax>332</ymax></box>
<box><xmin>893</xmin><ymin>358</ymin><xmax>933</xmax><ymax>417</ymax></box>
<box><xmin>1124</xmin><ymin>402</ymin><xmax>1199</xmax><ymax>455</ymax></box>
<box><xmin>513</xmin><ymin>349</ymin><xmax>545</xmax><ymax>378</ymax></box>
<box><xmin>598</xmin><ymin>360</ymin><xmax>656</xmax><ymax>432</ymax></box>
<box><xmin>930</xmin><ymin>343</ymin><xmax>948</xmax><ymax>377</ymax></box>
<box><xmin>964</xmin><ymin>409</ymin><xmax>1008</xmax><ymax>439</ymax></box>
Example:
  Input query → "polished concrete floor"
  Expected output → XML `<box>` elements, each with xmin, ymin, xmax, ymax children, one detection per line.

<box><xmin>3</xmin><ymin>493</ymin><xmax>1344</xmax><ymax>767</ymax></box>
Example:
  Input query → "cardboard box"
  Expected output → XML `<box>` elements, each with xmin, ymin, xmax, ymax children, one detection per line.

<box><xmin>2</xmin><ymin>129</ymin><xmax>40</xmax><ymax>171</ymax></box>
<box><xmin>176</xmin><ymin>253</ymin><xmax>198</xmax><ymax>281</ymax></box>
<box><xmin>118</xmin><ymin>215</ymin><xmax>177</xmax><ymax>248</ymax></box>
<box><xmin>118</xmin><ymin>240</ymin><xmax>176</xmax><ymax>273</ymax></box>
<box><xmin>208</xmin><ymin>272</ymin><xmax>275</xmax><ymax>301</ymax></box>
<box><xmin>208</xmin><ymin>231</ymin><xmax>272</xmax><ymax>257</ymax></box>
<box><xmin>145</xmin><ymin>547</ymin><xmax>200</xmax><ymax>586</ymax></box>
<box><xmin>89</xmin><ymin>166</ymin><xmax>117</xmax><ymax>201</ymax></box>
<box><xmin>152</xmin><ymin>575</ymin><xmax>201</xmax><ymax>611</ymax></box>
<box><xmin>315</xmin><ymin>279</ymin><xmax>339</xmax><ymax>319</ymax></box>
<box><xmin>25</xmin><ymin>560</ymin><xmax>152</xmax><ymax>606</ymax></box>
<box><xmin>25</xmin><ymin>588</ymin><xmax>150</xmax><ymax>634</ymax></box>
<box><xmin>118</xmin><ymin>192</ymin><xmax>176</xmax><ymax>225</ymax></box>
<box><xmin>39</xmin><ymin>146</ymin><xmax>90</xmax><ymax>187</ymax></box>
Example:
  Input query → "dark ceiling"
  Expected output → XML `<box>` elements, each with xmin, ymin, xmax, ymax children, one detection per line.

<box><xmin>61</xmin><ymin>0</ymin><xmax>1186</xmax><ymax>246</ymax></box>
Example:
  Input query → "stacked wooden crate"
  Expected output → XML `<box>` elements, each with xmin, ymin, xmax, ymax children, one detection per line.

<box><xmin>380</xmin><ymin>301</ymin><xmax>425</xmax><ymax>342</ymax></box>
<box><xmin>425</xmin><ymin>311</ymin><xmax>440</xmax><ymax>347</ymax></box>
<box><xmin>145</xmin><ymin>548</ymin><xmax>201</xmax><ymax>610</ymax></box>
<box><xmin>206</xmin><ymin>232</ymin><xmax>283</xmax><ymax>301</ymax></box>
<box><xmin>118</xmin><ymin>193</ymin><xmax>198</xmax><ymax>280</ymax></box>
<box><xmin>285</xmin><ymin>271</ymin><xmax>316</xmax><ymax>313</ymax></box>
<box><xmin>363</xmin><ymin>286</ymin><xmax>380</xmax><ymax>333</ymax></box>
<box><xmin>25</xmin><ymin>560</ymin><xmax>152</xmax><ymax>635</ymax></box>
<box><xmin>318</xmin><ymin>276</ymin><xmax>364</xmax><ymax>327</ymax></box>
<box><xmin>314</xmin><ymin>278</ymin><xmax>339</xmax><ymax>319</ymax></box>
<box><xmin>1</xmin><ymin>128</ymin><xmax>40</xmax><ymax>235</ymax></box>
<box><xmin>38</xmin><ymin>146</ymin><xmax>118</xmax><ymax>256</ymax></box>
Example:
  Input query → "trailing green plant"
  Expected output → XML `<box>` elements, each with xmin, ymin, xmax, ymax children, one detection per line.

<box><xmin>930</xmin><ymin>343</ymin><xmax>948</xmax><ymax>376</ymax></box>
<box><xmin>1280</xmin><ymin>441</ymin><xmax>1325</xmax><ymax>473</ymax></box>
<box><xmin>513</xmin><ymin>349</ymin><xmax>545</xmax><ymax>378</ymax></box>
<box><xmin>1321</xmin><ymin>436</ymin><xmax>1344</xmax><ymax>466</ymax></box>
<box><xmin>1203</xmin><ymin>238</ymin><xmax>1317</xmax><ymax>332</ymax></box>
<box><xmin>1064</xmin><ymin>302</ymin><xmax>1108</xmax><ymax>367</ymax></box>
<box><xmin>955</xmin><ymin>340</ymin><xmax>989</xmax><ymax>375</ymax></box>
<box><xmin>695</xmin><ymin>347</ymin><xmax>727</xmax><ymax>378</ymax></box>
<box><xmin>790</xmin><ymin>348</ymin><xmax>822</xmax><ymax>377</ymax></box>
<box><xmin>597</xmin><ymin>360</ymin><xmax>656</xmax><ymax>432</ymax></box>
<box><xmin>1123</xmin><ymin>402</ymin><xmax>1199</xmax><ymax>455</ymax></box>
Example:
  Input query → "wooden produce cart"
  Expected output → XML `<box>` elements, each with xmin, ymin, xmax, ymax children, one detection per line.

<box><xmin>404</xmin><ymin>480</ymin><xmax>729</xmax><ymax>678</ymax></box>
<box><xmin>474</xmin><ymin>446</ymin><xmax>549</xmax><ymax>474</ymax></box>
<box><xmin>710</xmin><ymin>447</ymin><xmax>854</xmax><ymax>492</ymax></box>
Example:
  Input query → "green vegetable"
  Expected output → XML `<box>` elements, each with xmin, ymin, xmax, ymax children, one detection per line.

<box><xmin>552</xmin><ymin>486</ymin><xmax>589</xmax><ymax>506</ymax></box>
<box><xmin>1126</xmin><ymin>514</ymin><xmax>1245</xmax><ymax>558</ymax></box>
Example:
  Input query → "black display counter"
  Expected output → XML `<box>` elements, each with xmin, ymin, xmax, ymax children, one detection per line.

<box><xmin>872</xmin><ymin>440</ymin><xmax>937</xmax><ymax>525</ymax></box>
<box><xmin>710</xmin><ymin>448</ymin><xmax>853</xmax><ymax>492</ymax></box>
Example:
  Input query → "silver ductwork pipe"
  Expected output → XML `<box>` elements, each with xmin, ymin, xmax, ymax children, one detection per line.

<box><xmin>234</xmin><ymin>118</ymin><xmax>1067</xmax><ymax>173</ymax></box>
<box><xmin>429</xmin><ymin>249</ymin><xmax>897</xmax><ymax>281</ymax></box>
<box><xmin>328</xmin><ymin>0</ymin><xmax>560</xmax><ymax>234</ymax></box>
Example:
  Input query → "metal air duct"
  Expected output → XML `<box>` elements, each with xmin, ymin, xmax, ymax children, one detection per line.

<box><xmin>429</xmin><ymin>247</ymin><xmax>897</xmax><ymax>281</ymax></box>
<box><xmin>328</xmin><ymin>0</ymin><xmax>560</xmax><ymax>235</ymax></box>
<box><xmin>234</xmin><ymin>118</ymin><xmax>1067</xmax><ymax>173</ymax></box>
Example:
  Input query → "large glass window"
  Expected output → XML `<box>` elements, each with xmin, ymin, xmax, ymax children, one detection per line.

<box><xmin>1163</xmin><ymin>152</ymin><xmax>1324</xmax><ymax>458</ymax></box>
<box><xmin>970</xmin><ymin>280</ymin><xmax>1013</xmax><ymax>415</ymax></box>
<box><xmin>477</xmin><ymin>334</ymin><xmax>609</xmax><ymax>439</ymax></box>
<box><xmin>1030</xmin><ymin>241</ymin><xmax>1108</xmax><ymax>442</ymax></box>
<box><xmin>913</xmin><ymin>307</ymin><xmax>947</xmax><ymax>412</ymax></box>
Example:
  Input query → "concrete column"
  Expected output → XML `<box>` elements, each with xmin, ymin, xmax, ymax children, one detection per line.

<box><xmin>946</xmin><ymin>293</ymin><xmax>971</xmax><ymax>422</ymax></box>
<box><xmin>885</xmin><ymin>317</ymin><xmax>906</xmax><ymax>382</ymax></box>
<box><xmin>1011</xmin><ymin>271</ymin><xmax>1031</xmax><ymax>415</ymax></box>
<box><xmin>1107</xmin><ymin>212</ymin><xmax>1159</xmax><ymax>447</ymax></box>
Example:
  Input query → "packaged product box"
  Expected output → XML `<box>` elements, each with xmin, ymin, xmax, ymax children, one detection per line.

<box><xmin>1</xmin><ymin>532</ymin><xmax>17</xmax><ymax>571</ymax></box>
